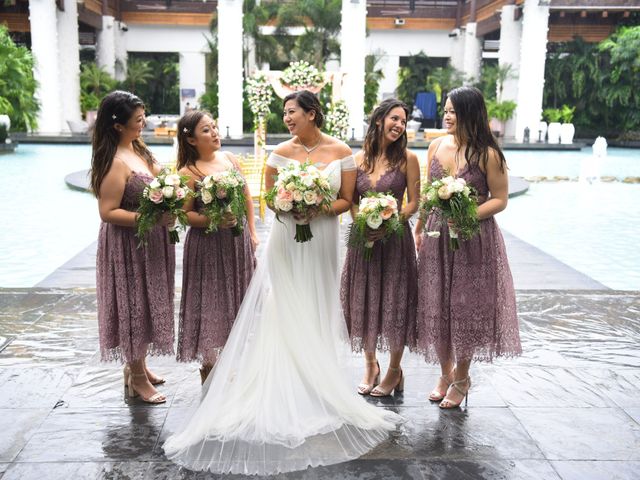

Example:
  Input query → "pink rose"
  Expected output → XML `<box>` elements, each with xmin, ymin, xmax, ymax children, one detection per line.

<box><xmin>380</xmin><ymin>207</ymin><xmax>394</xmax><ymax>220</ymax></box>
<box><xmin>279</xmin><ymin>190</ymin><xmax>293</xmax><ymax>202</ymax></box>
<box><xmin>149</xmin><ymin>189</ymin><xmax>164</xmax><ymax>204</ymax></box>
<box><xmin>175</xmin><ymin>187</ymin><xmax>186</xmax><ymax>200</ymax></box>
<box><xmin>216</xmin><ymin>187</ymin><xmax>227</xmax><ymax>199</ymax></box>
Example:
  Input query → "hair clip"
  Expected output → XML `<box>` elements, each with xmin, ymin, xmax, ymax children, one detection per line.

<box><xmin>183</xmin><ymin>127</ymin><xmax>189</xmax><ymax>133</ymax></box>
<box><xmin>111</xmin><ymin>114</ymin><xmax>117</xmax><ymax>120</ymax></box>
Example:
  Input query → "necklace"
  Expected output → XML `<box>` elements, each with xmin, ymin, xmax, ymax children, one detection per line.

<box><xmin>299</xmin><ymin>135</ymin><xmax>322</xmax><ymax>162</ymax></box>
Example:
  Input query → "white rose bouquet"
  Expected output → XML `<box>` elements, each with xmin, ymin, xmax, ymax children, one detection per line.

<box><xmin>419</xmin><ymin>175</ymin><xmax>479</xmax><ymax>250</ymax></box>
<box><xmin>197</xmin><ymin>169</ymin><xmax>247</xmax><ymax>236</ymax></box>
<box><xmin>137</xmin><ymin>169</ymin><xmax>191</xmax><ymax>246</ymax></box>
<box><xmin>263</xmin><ymin>162</ymin><xmax>335</xmax><ymax>243</ymax></box>
<box><xmin>348</xmin><ymin>191</ymin><xmax>404</xmax><ymax>260</ymax></box>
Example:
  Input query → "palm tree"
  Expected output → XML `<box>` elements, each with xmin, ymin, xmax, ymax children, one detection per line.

<box><xmin>126</xmin><ymin>59</ymin><xmax>153</xmax><ymax>94</ymax></box>
<box><xmin>364</xmin><ymin>53</ymin><xmax>385</xmax><ymax>115</ymax></box>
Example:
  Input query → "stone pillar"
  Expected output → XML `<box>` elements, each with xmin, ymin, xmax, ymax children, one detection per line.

<box><xmin>379</xmin><ymin>54</ymin><xmax>399</xmax><ymax>99</ymax></box>
<box><xmin>114</xmin><ymin>24</ymin><xmax>128</xmax><ymax>82</ymax></box>
<box><xmin>514</xmin><ymin>0</ymin><xmax>549</xmax><ymax>142</ymax></box>
<box><xmin>97</xmin><ymin>15</ymin><xmax>116</xmax><ymax>77</ymax></box>
<box><xmin>462</xmin><ymin>22</ymin><xmax>482</xmax><ymax>85</ymax></box>
<box><xmin>28</xmin><ymin>0</ymin><xmax>62</xmax><ymax>133</ymax></box>
<box><xmin>57</xmin><ymin>0</ymin><xmax>82</xmax><ymax>130</ymax></box>
<box><xmin>499</xmin><ymin>3</ymin><xmax>522</xmax><ymax>138</ymax></box>
<box><xmin>179</xmin><ymin>52</ymin><xmax>207</xmax><ymax>114</ymax></box>
<box><xmin>340</xmin><ymin>0</ymin><xmax>367</xmax><ymax>140</ymax></box>
<box><xmin>450</xmin><ymin>34</ymin><xmax>465</xmax><ymax>73</ymax></box>
<box><xmin>217</xmin><ymin>0</ymin><xmax>244</xmax><ymax>138</ymax></box>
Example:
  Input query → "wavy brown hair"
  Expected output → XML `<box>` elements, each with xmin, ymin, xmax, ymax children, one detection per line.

<box><xmin>176</xmin><ymin>110</ymin><xmax>213</xmax><ymax>172</ymax></box>
<box><xmin>90</xmin><ymin>91</ymin><xmax>154</xmax><ymax>197</ymax></box>
<box><xmin>361</xmin><ymin>98</ymin><xmax>409</xmax><ymax>174</ymax></box>
<box><xmin>448</xmin><ymin>86</ymin><xmax>506</xmax><ymax>172</ymax></box>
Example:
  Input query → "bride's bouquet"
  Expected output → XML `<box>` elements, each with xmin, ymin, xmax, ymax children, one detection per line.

<box><xmin>137</xmin><ymin>169</ymin><xmax>191</xmax><ymax>246</ymax></box>
<box><xmin>419</xmin><ymin>175</ymin><xmax>479</xmax><ymax>250</ymax></box>
<box><xmin>264</xmin><ymin>162</ymin><xmax>335</xmax><ymax>242</ymax></box>
<box><xmin>197</xmin><ymin>170</ymin><xmax>247</xmax><ymax>236</ymax></box>
<box><xmin>348</xmin><ymin>192</ymin><xmax>404</xmax><ymax>260</ymax></box>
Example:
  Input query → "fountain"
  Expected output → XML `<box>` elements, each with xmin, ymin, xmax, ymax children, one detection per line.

<box><xmin>579</xmin><ymin>136</ymin><xmax>607</xmax><ymax>184</ymax></box>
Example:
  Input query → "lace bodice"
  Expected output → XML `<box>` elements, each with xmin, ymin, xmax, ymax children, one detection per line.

<box><xmin>267</xmin><ymin>153</ymin><xmax>355</xmax><ymax>201</ymax></box>
<box><xmin>121</xmin><ymin>172</ymin><xmax>153</xmax><ymax>211</ymax></box>
<box><xmin>430</xmin><ymin>156</ymin><xmax>489</xmax><ymax>204</ymax></box>
<box><xmin>354</xmin><ymin>166</ymin><xmax>407</xmax><ymax>207</ymax></box>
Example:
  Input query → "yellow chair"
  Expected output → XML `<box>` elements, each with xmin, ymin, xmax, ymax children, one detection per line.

<box><xmin>239</xmin><ymin>153</ymin><xmax>267</xmax><ymax>220</ymax></box>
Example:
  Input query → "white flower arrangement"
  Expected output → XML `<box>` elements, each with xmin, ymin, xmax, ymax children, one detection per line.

<box><xmin>245</xmin><ymin>74</ymin><xmax>274</xmax><ymax>127</ymax></box>
<box><xmin>281</xmin><ymin>61</ymin><xmax>323</xmax><ymax>90</ymax></box>
<box><xmin>325</xmin><ymin>100</ymin><xmax>350</xmax><ymax>141</ymax></box>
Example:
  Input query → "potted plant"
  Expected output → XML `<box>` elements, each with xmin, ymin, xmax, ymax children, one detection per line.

<box><xmin>543</xmin><ymin>108</ymin><xmax>563</xmax><ymax>144</ymax></box>
<box><xmin>559</xmin><ymin>104</ymin><xmax>576</xmax><ymax>144</ymax></box>
<box><xmin>487</xmin><ymin>100</ymin><xmax>517</xmax><ymax>137</ymax></box>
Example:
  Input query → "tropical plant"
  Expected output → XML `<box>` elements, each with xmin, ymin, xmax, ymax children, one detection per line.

<box><xmin>425</xmin><ymin>64</ymin><xmax>464</xmax><ymax>114</ymax></box>
<box><xmin>543</xmin><ymin>108</ymin><xmax>562</xmax><ymax>123</ymax></box>
<box><xmin>127</xmin><ymin>53</ymin><xmax>179</xmax><ymax>114</ymax></box>
<box><xmin>0</xmin><ymin>124</ymin><xmax>7</xmax><ymax>143</ymax></box>
<box><xmin>365</xmin><ymin>53</ymin><xmax>385</xmax><ymax>115</ymax></box>
<box><xmin>397</xmin><ymin>52</ymin><xmax>433</xmax><ymax>109</ymax></box>
<box><xmin>487</xmin><ymin>100</ymin><xmax>517</xmax><ymax>122</ymax></box>
<box><xmin>0</xmin><ymin>25</ymin><xmax>39</xmax><ymax>130</ymax></box>
<box><xmin>79</xmin><ymin>62</ymin><xmax>116</xmax><ymax>116</ymax></box>
<box><xmin>478</xmin><ymin>62</ymin><xmax>516</xmax><ymax>102</ymax></box>
<box><xmin>125</xmin><ymin>59</ymin><xmax>153</xmax><ymax>94</ymax></box>
<box><xmin>242</xmin><ymin>0</ymin><xmax>281</xmax><ymax>72</ymax></box>
<box><xmin>559</xmin><ymin>104</ymin><xmax>575</xmax><ymax>123</ymax></box>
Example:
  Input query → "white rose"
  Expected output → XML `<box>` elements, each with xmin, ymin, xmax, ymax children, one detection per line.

<box><xmin>426</xmin><ymin>231</ymin><xmax>441</xmax><ymax>238</ymax></box>
<box><xmin>292</xmin><ymin>190</ymin><xmax>303</xmax><ymax>202</ymax></box>
<box><xmin>286</xmin><ymin>182</ymin><xmax>296</xmax><ymax>191</ymax></box>
<box><xmin>275</xmin><ymin>198</ymin><xmax>293</xmax><ymax>212</ymax></box>
<box><xmin>165</xmin><ymin>174</ymin><xmax>181</xmax><ymax>187</ymax></box>
<box><xmin>301</xmin><ymin>175</ymin><xmax>314</xmax><ymax>187</ymax></box>
<box><xmin>438</xmin><ymin>185</ymin><xmax>452</xmax><ymax>200</ymax></box>
<box><xmin>303</xmin><ymin>190</ymin><xmax>317</xmax><ymax>205</ymax></box>
<box><xmin>366</xmin><ymin>214</ymin><xmax>383</xmax><ymax>230</ymax></box>
<box><xmin>202</xmin><ymin>176</ymin><xmax>214</xmax><ymax>189</ymax></box>
<box><xmin>162</xmin><ymin>186</ymin><xmax>174</xmax><ymax>198</ymax></box>
<box><xmin>201</xmin><ymin>189</ymin><xmax>213</xmax><ymax>204</ymax></box>
<box><xmin>149</xmin><ymin>178</ymin><xmax>161</xmax><ymax>189</ymax></box>
<box><xmin>442</xmin><ymin>176</ymin><xmax>454</xmax><ymax>185</ymax></box>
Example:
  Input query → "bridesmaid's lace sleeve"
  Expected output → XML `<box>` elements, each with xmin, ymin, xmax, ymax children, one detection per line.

<box><xmin>341</xmin><ymin>155</ymin><xmax>356</xmax><ymax>172</ymax></box>
<box><xmin>266</xmin><ymin>153</ymin><xmax>289</xmax><ymax>169</ymax></box>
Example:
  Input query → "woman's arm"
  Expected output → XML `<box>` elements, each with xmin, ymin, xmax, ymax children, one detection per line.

<box><xmin>414</xmin><ymin>140</ymin><xmax>438</xmax><ymax>248</ymax></box>
<box><xmin>97</xmin><ymin>159</ymin><xmax>139</xmax><ymax>227</ymax></box>
<box><xmin>179</xmin><ymin>168</ymin><xmax>210</xmax><ymax>229</ymax></box>
<box><xmin>331</xmin><ymin>169</ymin><xmax>356</xmax><ymax>216</ymax></box>
<box><xmin>401</xmin><ymin>150</ymin><xmax>421</xmax><ymax>222</ymax></box>
<box><xmin>226</xmin><ymin>152</ymin><xmax>259</xmax><ymax>247</ymax></box>
<box><xmin>477</xmin><ymin>149</ymin><xmax>508</xmax><ymax>220</ymax></box>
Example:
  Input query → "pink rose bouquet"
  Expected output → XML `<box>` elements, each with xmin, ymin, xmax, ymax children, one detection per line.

<box><xmin>197</xmin><ymin>169</ymin><xmax>247</xmax><ymax>236</ymax></box>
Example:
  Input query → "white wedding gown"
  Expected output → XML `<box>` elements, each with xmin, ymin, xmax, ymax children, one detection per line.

<box><xmin>163</xmin><ymin>153</ymin><xmax>401</xmax><ymax>475</ymax></box>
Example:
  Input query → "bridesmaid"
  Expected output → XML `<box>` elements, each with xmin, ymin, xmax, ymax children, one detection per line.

<box><xmin>414</xmin><ymin>86</ymin><xmax>521</xmax><ymax>409</ymax></box>
<box><xmin>91</xmin><ymin>91</ymin><xmax>174</xmax><ymax>404</ymax></box>
<box><xmin>176</xmin><ymin>110</ymin><xmax>258</xmax><ymax>383</ymax></box>
<box><xmin>340</xmin><ymin>98</ymin><xmax>420</xmax><ymax>396</ymax></box>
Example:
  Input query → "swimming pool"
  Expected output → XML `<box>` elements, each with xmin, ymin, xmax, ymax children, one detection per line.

<box><xmin>0</xmin><ymin>144</ymin><xmax>638</xmax><ymax>289</ymax></box>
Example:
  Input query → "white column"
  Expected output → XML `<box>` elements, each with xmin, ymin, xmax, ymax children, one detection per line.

<box><xmin>462</xmin><ymin>23</ymin><xmax>482</xmax><ymax>85</ymax></box>
<box><xmin>340</xmin><ymin>0</ymin><xmax>367</xmax><ymax>140</ymax></box>
<box><xmin>379</xmin><ymin>54</ymin><xmax>399</xmax><ymax>99</ymax></box>
<box><xmin>218</xmin><ymin>0</ymin><xmax>244</xmax><ymax>138</ymax></box>
<box><xmin>57</xmin><ymin>0</ymin><xmax>82</xmax><ymax>130</ymax></box>
<box><xmin>114</xmin><ymin>24</ymin><xmax>128</xmax><ymax>82</ymax></box>
<box><xmin>97</xmin><ymin>15</ymin><xmax>116</xmax><ymax>77</ymax></box>
<box><xmin>450</xmin><ymin>33</ymin><xmax>465</xmax><ymax>73</ymax></box>
<box><xmin>499</xmin><ymin>4</ymin><xmax>522</xmax><ymax>138</ymax></box>
<box><xmin>514</xmin><ymin>0</ymin><xmax>549</xmax><ymax>142</ymax></box>
<box><xmin>179</xmin><ymin>52</ymin><xmax>207</xmax><ymax>114</ymax></box>
<box><xmin>28</xmin><ymin>0</ymin><xmax>62</xmax><ymax>133</ymax></box>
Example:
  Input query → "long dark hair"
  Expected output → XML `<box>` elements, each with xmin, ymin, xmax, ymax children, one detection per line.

<box><xmin>283</xmin><ymin>90</ymin><xmax>324</xmax><ymax>128</ymax></box>
<box><xmin>90</xmin><ymin>91</ymin><xmax>154</xmax><ymax>197</ymax></box>
<box><xmin>362</xmin><ymin>98</ymin><xmax>409</xmax><ymax>173</ymax></box>
<box><xmin>176</xmin><ymin>110</ymin><xmax>211</xmax><ymax>172</ymax></box>
<box><xmin>448</xmin><ymin>86</ymin><xmax>506</xmax><ymax>172</ymax></box>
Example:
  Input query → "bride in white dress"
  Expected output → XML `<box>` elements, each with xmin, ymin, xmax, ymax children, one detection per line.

<box><xmin>164</xmin><ymin>91</ymin><xmax>400</xmax><ymax>475</ymax></box>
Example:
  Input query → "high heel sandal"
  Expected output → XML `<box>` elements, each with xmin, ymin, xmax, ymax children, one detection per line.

<box><xmin>357</xmin><ymin>361</ymin><xmax>380</xmax><ymax>395</ymax></box>
<box><xmin>124</xmin><ymin>365</ymin><xmax>165</xmax><ymax>387</ymax></box>
<box><xmin>370</xmin><ymin>366</ymin><xmax>404</xmax><ymax>397</ymax></box>
<box><xmin>127</xmin><ymin>372</ymin><xmax>166</xmax><ymax>404</ymax></box>
<box><xmin>439</xmin><ymin>377</ymin><xmax>471</xmax><ymax>409</ymax></box>
<box><xmin>429</xmin><ymin>371</ymin><xmax>454</xmax><ymax>402</ymax></box>
<box><xmin>199</xmin><ymin>365</ymin><xmax>213</xmax><ymax>385</ymax></box>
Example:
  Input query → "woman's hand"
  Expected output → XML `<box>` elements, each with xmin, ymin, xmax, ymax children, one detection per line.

<box><xmin>159</xmin><ymin>212</ymin><xmax>176</xmax><ymax>228</ymax></box>
<box><xmin>365</xmin><ymin>226</ymin><xmax>387</xmax><ymax>242</ymax></box>
<box><xmin>292</xmin><ymin>207</ymin><xmax>319</xmax><ymax>225</ymax></box>
<box><xmin>250</xmin><ymin>232</ymin><xmax>260</xmax><ymax>250</ymax></box>
<box><xmin>414</xmin><ymin>229</ymin><xmax>423</xmax><ymax>251</ymax></box>
<box><xmin>219</xmin><ymin>212</ymin><xmax>238</xmax><ymax>229</ymax></box>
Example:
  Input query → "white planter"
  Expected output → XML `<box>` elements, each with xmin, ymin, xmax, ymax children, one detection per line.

<box><xmin>547</xmin><ymin>122</ymin><xmax>562</xmax><ymax>144</ymax></box>
<box><xmin>560</xmin><ymin>123</ymin><xmax>575</xmax><ymax>144</ymax></box>
<box><xmin>489</xmin><ymin>118</ymin><xmax>504</xmax><ymax>137</ymax></box>
<box><xmin>0</xmin><ymin>114</ymin><xmax>10</xmax><ymax>130</ymax></box>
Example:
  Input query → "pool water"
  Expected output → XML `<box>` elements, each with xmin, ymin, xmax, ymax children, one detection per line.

<box><xmin>0</xmin><ymin>144</ymin><xmax>638</xmax><ymax>289</ymax></box>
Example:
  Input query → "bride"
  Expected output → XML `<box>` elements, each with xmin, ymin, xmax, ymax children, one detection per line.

<box><xmin>164</xmin><ymin>90</ymin><xmax>401</xmax><ymax>475</ymax></box>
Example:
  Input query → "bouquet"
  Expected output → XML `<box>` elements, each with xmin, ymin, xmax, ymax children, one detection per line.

<box><xmin>348</xmin><ymin>192</ymin><xmax>404</xmax><ymax>260</ymax></box>
<box><xmin>264</xmin><ymin>162</ymin><xmax>335</xmax><ymax>243</ymax></box>
<box><xmin>197</xmin><ymin>169</ymin><xmax>247</xmax><ymax>236</ymax></box>
<box><xmin>137</xmin><ymin>169</ymin><xmax>191</xmax><ymax>246</ymax></box>
<box><xmin>419</xmin><ymin>175</ymin><xmax>479</xmax><ymax>250</ymax></box>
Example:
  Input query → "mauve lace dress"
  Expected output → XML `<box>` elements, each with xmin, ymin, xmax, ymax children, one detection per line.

<box><xmin>417</xmin><ymin>156</ymin><xmax>521</xmax><ymax>363</ymax></box>
<box><xmin>177</xmin><ymin>175</ymin><xmax>256</xmax><ymax>364</ymax></box>
<box><xmin>340</xmin><ymin>166</ymin><xmax>418</xmax><ymax>352</ymax></box>
<box><xmin>96</xmin><ymin>172</ymin><xmax>175</xmax><ymax>363</ymax></box>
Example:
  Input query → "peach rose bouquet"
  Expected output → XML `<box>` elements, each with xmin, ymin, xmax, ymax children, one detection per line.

<box><xmin>197</xmin><ymin>169</ymin><xmax>247</xmax><ymax>236</ymax></box>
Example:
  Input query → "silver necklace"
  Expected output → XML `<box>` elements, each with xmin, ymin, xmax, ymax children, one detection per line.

<box><xmin>299</xmin><ymin>135</ymin><xmax>322</xmax><ymax>161</ymax></box>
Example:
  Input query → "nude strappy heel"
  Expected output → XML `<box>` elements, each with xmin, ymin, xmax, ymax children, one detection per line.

<box><xmin>357</xmin><ymin>360</ymin><xmax>380</xmax><ymax>395</ymax></box>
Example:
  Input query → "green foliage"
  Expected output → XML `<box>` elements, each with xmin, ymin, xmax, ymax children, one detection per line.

<box><xmin>425</xmin><ymin>65</ymin><xmax>464</xmax><ymax>116</ymax></box>
<box><xmin>199</xmin><ymin>81</ymin><xmax>219</xmax><ymax>118</ymax></box>
<box><xmin>125</xmin><ymin>59</ymin><xmax>153</xmax><ymax>95</ymax></box>
<box><xmin>0</xmin><ymin>25</ymin><xmax>39</xmax><ymax>130</ymax></box>
<box><xmin>543</xmin><ymin>108</ymin><xmax>563</xmax><ymax>123</ymax></box>
<box><xmin>559</xmin><ymin>104</ymin><xmax>575</xmax><ymax>123</ymax></box>
<box><xmin>365</xmin><ymin>53</ymin><xmax>385</xmax><ymax>115</ymax></box>
<box><xmin>478</xmin><ymin>62</ymin><xmax>516</xmax><ymax>102</ymax></box>
<box><xmin>0</xmin><ymin>124</ymin><xmax>7</xmax><ymax>143</ymax></box>
<box><xmin>397</xmin><ymin>52</ymin><xmax>433</xmax><ymax>109</ymax></box>
<box><xmin>487</xmin><ymin>100</ymin><xmax>517</xmax><ymax>122</ymax></box>
<box><xmin>79</xmin><ymin>62</ymin><xmax>116</xmax><ymax>115</ymax></box>
<box><xmin>127</xmin><ymin>53</ymin><xmax>179</xmax><ymax>114</ymax></box>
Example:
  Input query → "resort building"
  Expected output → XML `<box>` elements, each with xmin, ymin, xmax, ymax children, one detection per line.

<box><xmin>1</xmin><ymin>0</ymin><xmax>638</xmax><ymax>139</ymax></box>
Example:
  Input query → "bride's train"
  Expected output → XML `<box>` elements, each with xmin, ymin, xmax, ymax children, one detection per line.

<box><xmin>164</xmin><ymin>158</ymin><xmax>400</xmax><ymax>475</ymax></box>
